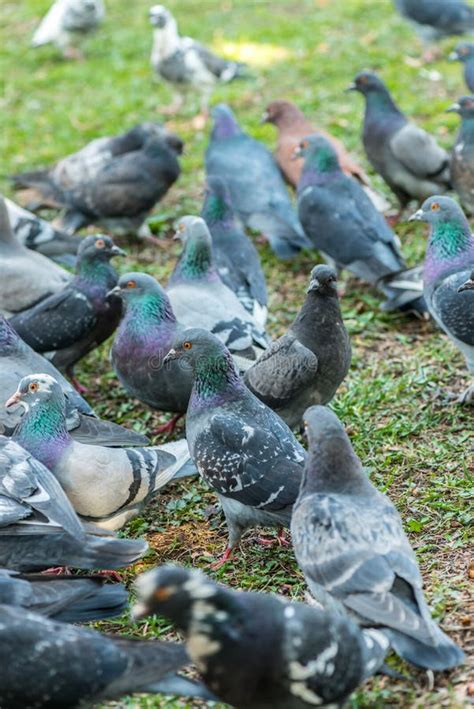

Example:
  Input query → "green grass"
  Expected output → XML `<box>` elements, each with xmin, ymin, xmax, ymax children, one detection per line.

<box><xmin>1</xmin><ymin>0</ymin><xmax>473</xmax><ymax>707</ymax></box>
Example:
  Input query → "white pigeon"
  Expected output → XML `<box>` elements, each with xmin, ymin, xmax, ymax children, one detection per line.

<box><xmin>31</xmin><ymin>0</ymin><xmax>105</xmax><ymax>59</ymax></box>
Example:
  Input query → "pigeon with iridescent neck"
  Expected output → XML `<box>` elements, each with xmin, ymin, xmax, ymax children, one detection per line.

<box><xmin>8</xmin><ymin>374</ymin><xmax>196</xmax><ymax>530</ymax></box>
<box><xmin>205</xmin><ymin>104</ymin><xmax>310</xmax><ymax>259</ymax></box>
<box><xmin>447</xmin><ymin>96</ymin><xmax>474</xmax><ymax>214</ymax></box>
<box><xmin>296</xmin><ymin>134</ymin><xmax>427</xmax><ymax>317</ymax></box>
<box><xmin>410</xmin><ymin>196</ymin><xmax>474</xmax><ymax>403</ymax></box>
<box><xmin>450</xmin><ymin>43</ymin><xmax>474</xmax><ymax>92</ymax></box>
<box><xmin>167</xmin><ymin>216</ymin><xmax>268</xmax><ymax>362</ymax></box>
<box><xmin>164</xmin><ymin>329</ymin><xmax>306</xmax><ymax>566</ymax></box>
<box><xmin>292</xmin><ymin>406</ymin><xmax>466</xmax><ymax>670</ymax></box>
<box><xmin>201</xmin><ymin>176</ymin><xmax>267</xmax><ymax>328</ymax></box>
<box><xmin>10</xmin><ymin>234</ymin><xmax>124</xmax><ymax>392</ymax></box>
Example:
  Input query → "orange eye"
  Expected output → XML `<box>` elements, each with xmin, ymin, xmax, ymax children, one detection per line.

<box><xmin>183</xmin><ymin>341</ymin><xmax>192</xmax><ymax>350</ymax></box>
<box><xmin>430</xmin><ymin>202</ymin><xmax>440</xmax><ymax>211</ymax></box>
<box><xmin>29</xmin><ymin>382</ymin><xmax>39</xmax><ymax>393</ymax></box>
<box><xmin>127</xmin><ymin>280</ymin><xmax>136</xmax><ymax>289</ymax></box>
<box><xmin>95</xmin><ymin>238</ymin><xmax>105</xmax><ymax>249</ymax></box>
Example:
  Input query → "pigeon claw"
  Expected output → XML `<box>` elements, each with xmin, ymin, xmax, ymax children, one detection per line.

<box><xmin>154</xmin><ymin>414</ymin><xmax>183</xmax><ymax>437</ymax></box>
<box><xmin>210</xmin><ymin>547</ymin><xmax>233</xmax><ymax>570</ymax></box>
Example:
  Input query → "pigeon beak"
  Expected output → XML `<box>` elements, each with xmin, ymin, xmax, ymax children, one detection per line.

<box><xmin>107</xmin><ymin>285</ymin><xmax>122</xmax><ymax>298</ymax></box>
<box><xmin>307</xmin><ymin>278</ymin><xmax>320</xmax><ymax>293</ymax></box>
<box><xmin>5</xmin><ymin>390</ymin><xmax>22</xmax><ymax>408</ymax></box>
<box><xmin>260</xmin><ymin>111</ymin><xmax>269</xmax><ymax>124</ymax></box>
<box><xmin>291</xmin><ymin>146</ymin><xmax>304</xmax><ymax>161</ymax></box>
<box><xmin>408</xmin><ymin>209</ymin><xmax>424</xmax><ymax>222</ymax></box>
<box><xmin>446</xmin><ymin>102</ymin><xmax>461</xmax><ymax>113</ymax></box>
<box><xmin>163</xmin><ymin>348</ymin><xmax>178</xmax><ymax>363</ymax></box>
<box><xmin>458</xmin><ymin>278</ymin><xmax>474</xmax><ymax>292</ymax></box>
<box><xmin>111</xmin><ymin>245</ymin><xmax>126</xmax><ymax>257</ymax></box>
<box><xmin>345</xmin><ymin>82</ymin><xmax>357</xmax><ymax>92</ymax></box>
<box><xmin>448</xmin><ymin>51</ymin><xmax>460</xmax><ymax>62</ymax></box>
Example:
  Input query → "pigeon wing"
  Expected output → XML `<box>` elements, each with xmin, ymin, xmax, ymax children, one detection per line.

<box><xmin>390</xmin><ymin>123</ymin><xmax>449</xmax><ymax>179</ymax></box>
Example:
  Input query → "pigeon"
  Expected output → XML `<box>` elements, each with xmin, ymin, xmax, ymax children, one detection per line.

<box><xmin>133</xmin><ymin>564</ymin><xmax>390</xmax><ymax>708</ymax></box>
<box><xmin>4</xmin><ymin>198</ymin><xmax>80</xmax><ymax>266</ymax></box>
<box><xmin>31</xmin><ymin>0</ymin><xmax>105</xmax><ymax>59</ymax></box>
<box><xmin>296</xmin><ymin>134</ymin><xmax>427</xmax><ymax>316</ymax></box>
<box><xmin>0</xmin><ymin>436</ymin><xmax>148</xmax><ymax>572</ymax></box>
<box><xmin>167</xmin><ymin>216</ymin><xmax>268</xmax><ymax>360</ymax></box>
<box><xmin>0</xmin><ymin>569</ymin><xmax>128</xmax><ymax>623</ymax></box>
<box><xmin>205</xmin><ymin>104</ymin><xmax>310</xmax><ymax>259</ymax></box>
<box><xmin>0</xmin><ymin>314</ymin><xmax>148</xmax><ymax>447</ymax></box>
<box><xmin>409</xmin><ymin>196</ymin><xmax>474</xmax><ymax>403</ymax></box>
<box><xmin>110</xmin><ymin>272</ymin><xmax>193</xmax><ymax>429</ymax></box>
<box><xmin>458</xmin><ymin>269</ymin><xmax>474</xmax><ymax>291</ymax></box>
<box><xmin>291</xmin><ymin>405</ymin><xmax>466</xmax><ymax>671</ymax></box>
<box><xmin>149</xmin><ymin>5</ymin><xmax>247</xmax><ymax>115</ymax></box>
<box><xmin>0</xmin><ymin>196</ymin><xmax>69</xmax><ymax>316</ymax></box>
<box><xmin>8</xmin><ymin>373</ymin><xmax>196</xmax><ymax>530</ymax></box>
<box><xmin>394</xmin><ymin>0</ymin><xmax>474</xmax><ymax>43</ymax></box>
<box><xmin>447</xmin><ymin>96</ymin><xmax>474</xmax><ymax>214</ymax></box>
<box><xmin>262</xmin><ymin>99</ymin><xmax>390</xmax><ymax>213</ymax></box>
<box><xmin>201</xmin><ymin>175</ymin><xmax>268</xmax><ymax>328</ymax></box>
<box><xmin>11</xmin><ymin>134</ymin><xmax>181</xmax><ymax>237</ymax></box>
<box><xmin>10</xmin><ymin>234</ymin><xmax>124</xmax><ymax>390</ymax></box>
<box><xmin>0</xmin><ymin>604</ymin><xmax>216</xmax><ymax>708</ymax></box>
<box><xmin>164</xmin><ymin>329</ymin><xmax>306</xmax><ymax>565</ymax></box>
<box><xmin>449</xmin><ymin>42</ymin><xmax>474</xmax><ymax>92</ymax></box>
<box><xmin>348</xmin><ymin>71</ymin><xmax>451</xmax><ymax>206</ymax></box>
<box><xmin>244</xmin><ymin>266</ymin><xmax>351</xmax><ymax>429</ymax></box>
<box><xmin>11</xmin><ymin>122</ymin><xmax>183</xmax><ymax>214</ymax></box>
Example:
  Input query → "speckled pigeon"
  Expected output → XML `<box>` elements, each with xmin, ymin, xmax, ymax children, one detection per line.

<box><xmin>296</xmin><ymin>134</ymin><xmax>427</xmax><ymax>316</ymax></box>
<box><xmin>410</xmin><ymin>196</ymin><xmax>474</xmax><ymax>403</ymax></box>
<box><xmin>8</xmin><ymin>373</ymin><xmax>196</xmax><ymax>530</ymax></box>
<box><xmin>164</xmin><ymin>329</ymin><xmax>306</xmax><ymax>566</ymax></box>
<box><xmin>134</xmin><ymin>564</ymin><xmax>389</xmax><ymax>709</ymax></box>
<box><xmin>149</xmin><ymin>5</ymin><xmax>247</xmax><ymax>115</ymax></box>
<box><xmin>0</xmin><ymin>196</ymin><xmax>69</xmax><ymax>317</ymax></box>
<box><xmin>0</xmin><ymin>569</ymin><xmax>129</xmax><ymax>624</ymax></box>
<box><xmin>447</xmin><ymin>96</ymin><xmax>474</xmax><ymax>214</ymax></box>
<box><xmin>0</xmin><ymin>315</ymin><xmax>147</xmax><ymax>446</ymax></box>
<box><xmin>5</xmin><ymin>198</ymin><xmax>80</xmax><ymax>266</ymax></box>
<box><xmin>0</xmin><ymin>436</ymin><xmax>147</xmax><ymax>572</ymax></box>
<box><xmin>201</xmin><ymin>175</ymin><xmax>268</xmax><ymax>328</ymax></box>
<box><xmin>31</xmin><ymin>0</ymin><xmax>105</xmax><ymax>59</ymax></box>
<box><xmin>205</xmin><ymin>104</ymin><xmax>310</xmax><ymax>259</ymax></box>
<box><xmin>0</xmin><ymin>604</ymin><xmax>216</xmax><ymax>708</ymax></box>
<box><xmin>348</xmin><ymin>72</ymin><xmax>450</xmax><ymax>206</ymax></box>
<box><xmin>167</xmin><ymin>216</ymin><xmax>268</xmax><ymax>361</ymax></box>
<box><xmin>244</xmin><ymin>266</ymin><xmax>351</xmax><ymax>429</ymax></box>
<box><xmin>450</xmin><ymin>43</ymin><xmax>474</xmax><ymax>92</ymax></box>
<box><xmin>394</xmin><ymin>0</ymin><xmax>474</xmax><ymax>42</ymax></box>
<box><xmin>292</xmin><ymin>405</ymin><xmax>466</xmax><ymax>671</ymax></box>
<box><xmin>10</xmin><ymin>234</ymin><xmax>124</xmax><ymax>390</ymax></box>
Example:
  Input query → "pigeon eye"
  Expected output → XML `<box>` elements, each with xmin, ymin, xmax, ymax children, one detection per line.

<box><xmin>127</xmin><ymin>280</ymin><xmax>137</xmax><ymax>289</ymax></box>
<box><xmin>430</xmin><ymin>202</ymin><xmax>440</xmax><ymax>211</ymax></box>
<box><xmin>95</xmin><ymin>239</ymin><xmax>105</xmax><ymax>249</ymax></box>
<box><xmin>183</xmin><ymin>341</ymin><xmax>192</xmax><ymax>350</ymax></box>
<box><xmin>29</xmin><ymin>382</ymin><xmax>39</xmax><ymax>393</ymax></box>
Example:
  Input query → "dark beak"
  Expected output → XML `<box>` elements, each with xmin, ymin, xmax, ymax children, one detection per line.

<box><xmin>458</xmin><ymin>278</ymin><xmax>474</xmax><ymax>292</ymax></box>
<box><xmin>291</xmin><ymin>146</ymin><xmax>304</xmax><ymax>161</ymax></box>
<box><xmin>307</xmin><ymin>278</ymin><xmax>320</xmax><ymax>293</ymax></box>
<box><xmin>111</xmin><ymin>245</ymin><xmax>126</xmax><ymax>257</ymax></box>
<box><xmin>446</xmin><ymin>102</ymin><xmax>461</xmax><ymax>114</ymax></box>
<box><xmin>345</xmin><ymin>82</ymin><xmax>357</xmax><ymax>92</ymax></box>
<box><xmin>408</xmin><ymin>208</ymin><xmax>424</xmax><ymax>222</ymax></box>
<box><xmin>5</xmin><ymin>390</ymin><xmax>22</xmax><ymax>408</ymax></box>
<box><xmin>107</xmin><ymin>285</ymin><xmax>122</xmax><ymax>298</ymax></box>
<box><xmin>163</xmin><ymin>348</ymin><xmax>178</xmax><ymax>363</ymax></box>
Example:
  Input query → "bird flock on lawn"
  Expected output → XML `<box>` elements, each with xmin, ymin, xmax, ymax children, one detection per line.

<box><xmin>1</xmin><ymin>0</ymin><xmax>473</xmax><ymax>706</ymax></box>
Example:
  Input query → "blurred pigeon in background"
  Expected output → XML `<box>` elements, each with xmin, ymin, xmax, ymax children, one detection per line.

<box><xmin>31</xmin><ymin>0</ymin><xmax>105</xmax><ymax>59</ymax></box>
<box><xmin>394</xmin><ymin>0</ymin><xmax>474</xmax><ymax>45</ymax></box>
<box><xmin>450</xmin><ymin>42</ymin><xmax>474</xmax><ymax>91</ymax></box>
<box><xmin>447</xmin><ymin>96</ymin><xmax>474</xmax><ymax>214</ymax></box>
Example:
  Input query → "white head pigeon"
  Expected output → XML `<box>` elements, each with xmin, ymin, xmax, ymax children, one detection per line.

<box><xmin>149</xmin><ymin>5</ymin><xmax>247</xmax><ymax>115</ymax></box>
<box><xmin>410</xmin><ymin>196</ymin><xmax>474</xmax><ymax>403</ymax></box>
<box><xmin>164</xmin><ymin>329</ymin><xmax>306</xmax><ymax>567</ymax></box>
<box><xmin>7</xmin><ymin>373</ymin><xmax>196</xmax><ymax>531</ymax></box>
<box><xmin>291</xmin><ymin>406</ymin><xmax>466</xmax><ymax>671</ymax></box>
<box><xmin>167</xmin><ymin>216</ymin><xmax>268</xmax><ymax>363</ymax></box>
<box><xmin>0</xmin><ymin>197</ymin><xmax>69</xmax><ymax>317</ymax></box>
<box><xmin>134</xmin><ymin>564</ymin><xmax>389</xmax><ymax>708</ymax></box>
<box><xmin>31</xmin><ymin>0</ymin><xmax>105</xmax><ymax>59</ymax></box>
<box><xmin>0</xmin><ymin>436</ymin><xmax>147</xmax><ymax>572</ymax></box>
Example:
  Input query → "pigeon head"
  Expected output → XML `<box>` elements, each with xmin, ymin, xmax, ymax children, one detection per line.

<box><xmin>210</xmin><ymin>104</ymin><xmax>242</xmax><ymax>140</ymax></box>
<box><xmin>202</xmin><ymin>176</ymin><xmax>234</xmax><ymax>225</ymax></box>
<box><xmin>294</xmin><ymin>134</ymin><xmax>341</xmax><ymax>173</ymax></box>
<box><xmin>5</xmin><ymin>373</ymin><xmax>63</xmax><ymax>412</ymax></box>
<box><xmin>77</xmin><ymin>234</ymin><xmax>125</xmax><ymax>263</ymax></box>
<box><xmin>262</xmin><ymin>100</ymin><xmax>303</xmax><ymax>128</ymax></box>
<box><xmin>149</xmin><ymin>4</ymin><xmax>173</xmax><ymax>29</ymax></box>
<box><xmin>127</xmin><ymin>123</ymin><xmax>184</xmax><ymax>155</ymax></box>
<box><xmin>347</xmin><ymin>71</ymin><xmax>387</xmax><ymax>95</ymax></box>
<box><xmin>112</xmin><ymin>271</ymin><xmax>176</xmax><ymax>321</ymax></box>
<box><xmin>165</xmin><ymin>327</ymin><xmax>228</xmax><ymax>366</ymax></box>
<box><xmin>409</xmin><ymin>195</ymin><xmax>469</xmax><ymax>226</ymax></box>
<box><xmin>172</xmin><ymin>217</ymin><xmax>216</xmax><ymax>282</ymax></box>
<box><xmin>307</xmin><ymin>265</ymin><xmax>338</xmax><ymax>295</ymax></box>
<box><xmin>449</xmin><ymin>42</ymin><xmax>474</xmax><ymax>63</ymax></box>
<box><xmin>446</xmin><ymin>95</ymin><xmax>474</xmax><ymax>120</ymax></box>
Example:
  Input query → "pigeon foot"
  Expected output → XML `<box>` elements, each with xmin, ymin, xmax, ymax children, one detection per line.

<box><xmin>210</xmin><ymin>546</ymin><xmax>233</xmax><ymax>570</ymax></box>
<box><xmin>70</xmin><ymin>375</ymin><xmax>89</xmax><ymax>395</ymax></box>
<box><xmin>154</xmin><ymin>414</ymin><xmax>183</xmax><ymax>436</ymax></box>
<box><xmin>42</xmin><ymin>567</ymin><xmax>71</xmax><ymax>576</ymax></box>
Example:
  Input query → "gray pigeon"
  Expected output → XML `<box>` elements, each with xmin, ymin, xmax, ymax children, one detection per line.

<box><xmin>0</xmin><ymin>436</ymin><xmax>148</xmax><ymax>572</ymax></box>
<box><xmin>0</xmin><ymin>604</ymin><xmax>216</xmax><ymax>708</ymax></box>
<box><xmin>447</xmin><ymin>96</ymin><xmax>474</xmax><ymax>214</ymax></box>
<box><xmin>348</xmin><ymin>72</ymin><xmax>450</xmax><ymax>206</ymax></box>
<box><xmin>149</xmin><ymin>5</ymin><xmax>247</xmax><ymax>115</ymax></box>
<box><xmin>0</xmin><ymin>314</ymin><xmax>148</xmax><ymax>447</ymax></box>
<box><xmin>8</xmin><ymin>373</ymin><xmax>196</xmax><ymax>530</ymax></box>
<box><xmin>410</xmin><ymin>196</ymin><xmax>474</xmax><ymax>403</ymax></box>
<box><xmin>394</xmin><ymin>0</ymin><xmax>474</xmax><ymax>43</ymax></box>
<box><xmin>164</xmin><ymin>329</ymin><xmax>306</xmax><ymax>566</ymax></box>
<box><xmin>296</xmin><ymin>134</ymin><xmax>427</xmax><ymax>317</ymax></box>
<box><xmin>31</xmin><ymin>0</ymin><xmax>105</xmax><ymax>59</ymax></box>
<box><xmin>244</xmin><ymin>265</ymin><xmax>351</xmax><ymax>429</ymax></box>
<box><xmin>291</xmin><ymin>405</ymin><xmax>466</xmax><ymax>671</ymax></box>
<box><xmin>10</xmin><ymin>234</ymin><xmax>124</xmax><ymax>391</ymax></box>
<box><xmin>449</xmin><ymin>43</ymin><xmax>474</xmax><ymax>92</ymax></box>
<box><xmin>205</xmin><ymin>104</ymin><xmax>310</xmax><ymax>259</ymax></box>
<box><xmin>167</xmin><ymin>216</ymin><xmax>268</xmax><ymax>360</ymax></box>
<box><xmin>0</xmin><ymin>197</ymin><xmax>69</xmax><ymax>316</ymax></box>
<box><xmin>0</xmin><ymin>569</ymin><xmax>128</xmax><ymax>624</ymax></box>
<box><xmin>134</xmin><ymin>564</ymin><xmax>389</xmax><ymax>709</ymax></box>
<box><xmin>4</xmin><ymin>198</ymin><xmax>80</xmax><ymax>266</ymax></box>
<box><xmin>201</xmin><ymin>175</ymin><xmax>268</xmax><ymax>328</ymax></box>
